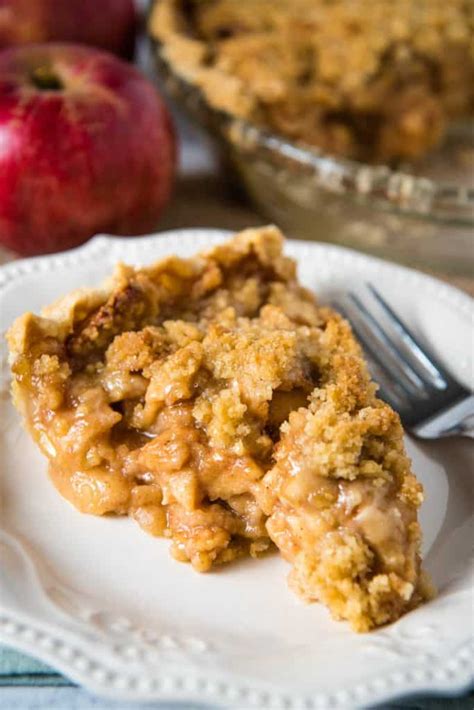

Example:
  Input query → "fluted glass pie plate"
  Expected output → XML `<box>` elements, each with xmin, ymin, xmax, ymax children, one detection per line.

<box><xmin>149</xmin><ymin>4</ymin><xmax>474</xmax><ymax>276</ymax></box>
<box><xmin>0</xmin><ymin>229</ymin><xmax>473</xmax><ymax>708</ymax></box>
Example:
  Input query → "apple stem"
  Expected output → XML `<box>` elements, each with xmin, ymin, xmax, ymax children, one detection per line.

<box><xmin>30</xmin><ymin>66</ymin><xmax>63</xmax><ymax>92</ymax></box>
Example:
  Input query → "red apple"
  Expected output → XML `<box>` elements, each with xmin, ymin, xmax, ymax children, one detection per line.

<box><xmin>0</xmin><ymin>0</ymin><xmax>137</xmax><ymax>59</ymax></box>
<box><xmin>0</xmin><ymin>43</ymin><xmax>176</xmax><ymax>256</ymax></box>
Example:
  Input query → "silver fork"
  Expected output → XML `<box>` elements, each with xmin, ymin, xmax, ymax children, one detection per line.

<box><xmin>335</xmin><ymin>284</ymin><xmax>474</xmax><ymax>439</ymax></box>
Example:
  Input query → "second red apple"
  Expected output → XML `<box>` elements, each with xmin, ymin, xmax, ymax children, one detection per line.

<box><xmin>0</xmin><ymin>0</ymin><xmax>137</xmax><ymax>58</ymax></box>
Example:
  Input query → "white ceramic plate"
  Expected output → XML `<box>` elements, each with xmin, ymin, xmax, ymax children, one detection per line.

<box><xmin>0</xmin><ymin>229</ymin><xmax>473</xmax><ymax>709</ymax></box>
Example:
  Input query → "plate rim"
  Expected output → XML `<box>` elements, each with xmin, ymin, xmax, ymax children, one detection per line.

<box><xmin>1</xmin><ymin>228</ymin><xmax>473</xmax><ymax>708</ymax></box>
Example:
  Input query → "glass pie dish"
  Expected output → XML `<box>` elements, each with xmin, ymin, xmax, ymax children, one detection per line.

<box><xmin>148</xmin><ymin>1</ymin><xmax>474</xmax><ymax>275</ymax></box>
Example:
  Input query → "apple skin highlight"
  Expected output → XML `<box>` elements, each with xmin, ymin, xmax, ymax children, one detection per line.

<box><xmin>0</xmin><ymin>43</ymin><xmax>176</xmax><ymax>256</ymax></box>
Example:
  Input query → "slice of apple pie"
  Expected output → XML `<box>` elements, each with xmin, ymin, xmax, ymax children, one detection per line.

<box><xmin>7</xmin><ymin>226</ymin><xmax>432</xmax><ymax>630</ymax></box>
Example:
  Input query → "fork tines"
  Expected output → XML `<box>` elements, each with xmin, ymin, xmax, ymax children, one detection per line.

<box><xmin>334</xmin><ymin>285</ymin><xmax>468</xmax><ymax>427</ymax></box>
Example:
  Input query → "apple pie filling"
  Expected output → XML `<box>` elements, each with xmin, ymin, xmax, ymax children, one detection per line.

<box><xmin>7</xmin><ymin>227</ymin><xmax>432</xmax><ymax>630</ymax></box>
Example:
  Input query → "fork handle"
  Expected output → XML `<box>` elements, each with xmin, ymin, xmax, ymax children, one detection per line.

<box><xmin>414</xmin><ymin>395</ymin><xmax>474</xmax><ymax>439</ymax></box>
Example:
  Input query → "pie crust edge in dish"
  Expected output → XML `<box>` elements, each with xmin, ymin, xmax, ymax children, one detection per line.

<box><xmin>6</xmin><ymin>225</ymin><xmax>434</xmax><ymax>632</ymax></box>
<box><xmin>149</xmin><ymin>0</ymin><xmax>473</xmax><ymax>163</ymax></box>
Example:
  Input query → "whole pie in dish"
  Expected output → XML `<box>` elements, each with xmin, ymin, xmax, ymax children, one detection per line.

<box><xmin>7</xmin><ymin>227</ymin><xmax>433</xmax><ymax>631</ymax></box>
<box><xmin>150</xmin><ymin>0</ymin><xmax>474</xmax><ymax>163</ymax></box>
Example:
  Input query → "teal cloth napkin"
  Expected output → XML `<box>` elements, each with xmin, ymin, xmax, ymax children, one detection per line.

<box><xmin>0</xmin><ymin>646</ymin><xmax>70</xmax><ymax>687</ymax></box>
